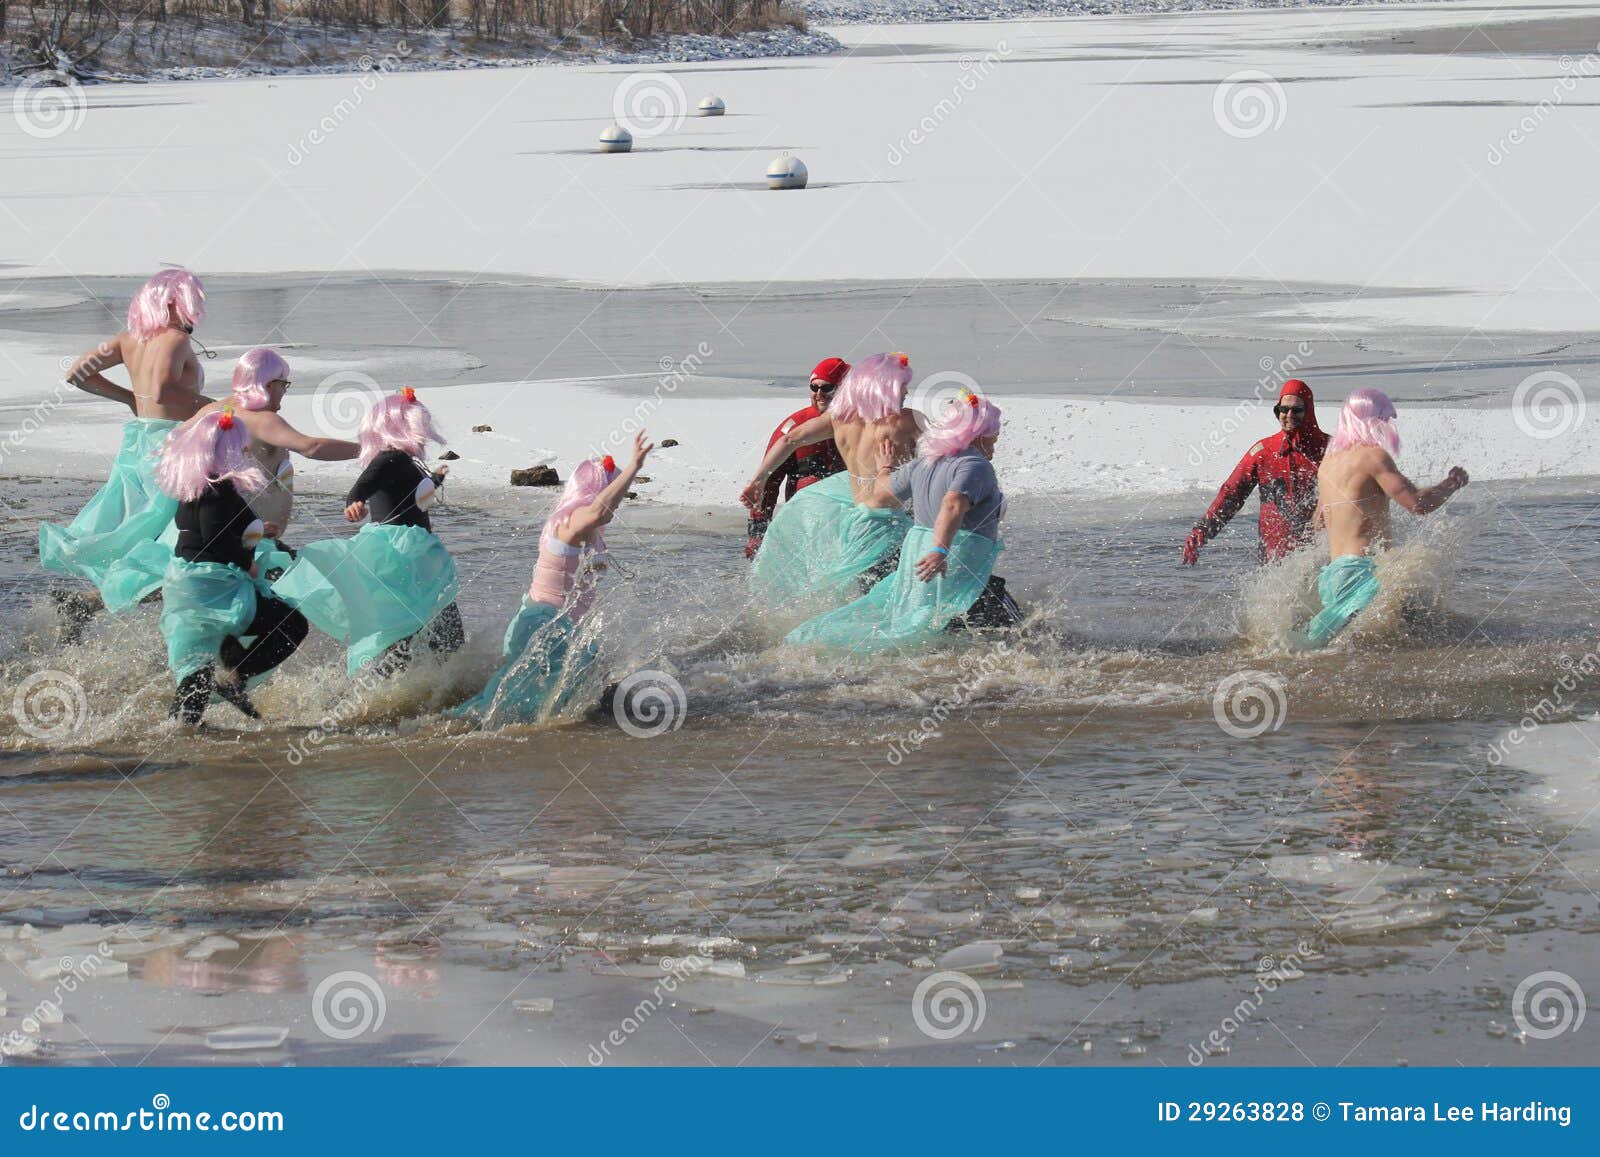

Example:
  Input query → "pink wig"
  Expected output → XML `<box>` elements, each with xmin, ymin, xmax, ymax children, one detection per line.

<box><xmin>1327</xmin><ymin>387</ymin><xmax>1401</xmax><ymax>457</ymax></box>
<box><xmin>358</xmin><ymin>388</ymin><xmax>446</xmax><ymax>466</ymax></box>
<box><xmin>231</xmin><ymin>347</ymin><xmax>290</xmax><ymax>410</ymax></box>
<box><xmin>919</xmin><ymin>392</ymin><xmax>1002</xmax><ymax>461</ymax></box>
<box><xmin>156</xmin><ymin>411</ymin><xmax>268</xmax><ymax>503</ymax></box>
<box><xmin>544</xmin><ymin>457</ymin><xmax>621</xmax><ymax>551</ymax></box>
<box><xmin>126</xmin><ymin>268</ymin><xmax>205</xmax><ymax>342</ymax></box>
<box><xmin>830</xmin><ymin>352</ymin><xmax>911</xmax><ymax>424</ymax></box>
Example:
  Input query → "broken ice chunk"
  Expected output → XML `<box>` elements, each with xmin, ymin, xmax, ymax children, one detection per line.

<box><xmin>205</xmin><ymin>1026</ymin><xmax>289</xmax><ymax>1052</ymax></box>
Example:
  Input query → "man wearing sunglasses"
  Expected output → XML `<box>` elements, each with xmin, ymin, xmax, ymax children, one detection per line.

<box><xmin>743</xmin><ymin>356</ymin><xmax>850</xmax><ymax>560</ymax></box>
<box><xmin>1182</xmin><ymin>378</ymin><xmax>1328</xmax><ymax>565</ymax></box>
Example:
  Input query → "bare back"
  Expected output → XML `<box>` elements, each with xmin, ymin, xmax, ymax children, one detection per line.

<box><xmin>1317</xmin><ymin>446</ymin><xmax>1396</xmax><ymax>557</ymax></box>
<box><xmin>119</xmin><ymin>329</ymin><xmax>207</xmax><ymax>421</ymax></box>
<box><xmin>833</xmin><ymin>410</ymin><xmax>920</xmax><ymax>507</ymax></box>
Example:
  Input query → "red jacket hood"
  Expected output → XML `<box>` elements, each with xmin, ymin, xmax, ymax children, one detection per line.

<box><xmin>1274</xmin><ymin>379</ymin><xmax>1327</xmax><ymax>456</ymax></box>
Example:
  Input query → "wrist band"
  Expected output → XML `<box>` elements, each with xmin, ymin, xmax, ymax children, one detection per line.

<box><xmin>931</xmin><ymin>545</ymin><xmax>949</xmax><ymax>556</ymax></box>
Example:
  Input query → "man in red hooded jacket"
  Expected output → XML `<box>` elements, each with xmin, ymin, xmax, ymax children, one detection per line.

<box><xmin>1182</xmin><ymin>378</ymin><xmax>1328</xmax><ymax>565</ymax></box>
<box><xmin>743</xmin><ymin>356</ymin><xmax>850</xmax><ymax>559</ymax></box>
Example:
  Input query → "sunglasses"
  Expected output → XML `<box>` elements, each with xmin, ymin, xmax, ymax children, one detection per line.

<box><xmin>1274</xmin><ymin>404</ymin><xmax>1306</xmax><ymax>416</ymax></box>
<box><xmin>271</xmin><ymin>379</ymin><xmax>293</xmax><ymax>390</ymax></box>
<box><xmin>811</xmin><ymin>381</ymin><xmax>838</xmax><ymax>394</ymax></box>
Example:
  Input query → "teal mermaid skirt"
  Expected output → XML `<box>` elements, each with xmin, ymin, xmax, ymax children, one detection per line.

<box><xmin>1301</xmin><ymin>555</ymin><xmax>1380</xmax><ymax>648</ymax></box>
<box><xmin>749</xmin><ymin>473</ymin><xmax>910</xmax><ymax>609</ymax></box>
<box><xmin>159</xmin><ymin>558</ymin><xmax>261</xmax><ymax>681</ymax></box>
<box><xmin>272</xmin><ymin>523</ymin><xmax>459</xmax><ymax>675</ymax></box>
<box><xmin>451</xmin><ymin>597</ymin><xmax>597</xmax><ymax>726</ymax></box>
<box><xmin>38</xmin><ymin>417</ymin><xmax>180</xmax><ymax>611</ymax></box>
<box><xmin>786</xmin><ymin>525</ymin><xmax>1003</xmax><ymax>651</ymax></box>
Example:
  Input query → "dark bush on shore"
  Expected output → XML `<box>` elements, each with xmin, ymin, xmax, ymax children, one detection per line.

<box><xmin>3</xmin><ymin>1</ymin><xmax>808</xmax><ymax>76</ymax></box>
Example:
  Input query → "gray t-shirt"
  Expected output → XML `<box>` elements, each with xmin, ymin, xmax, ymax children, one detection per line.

<box><xmin>889</xmin><ymin>449</ymin><xmax>1004</xmax><ymax>540</ymax></box>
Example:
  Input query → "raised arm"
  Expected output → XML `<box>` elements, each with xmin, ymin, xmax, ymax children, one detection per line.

<box><xmin>567</xmin><ymin>432</ymin><xmax>655</xmax><ymax>539</ymax></box>
<box><xmin>64</xmin><ymin>337</ymin><xmax>136</xmax><ymax>412</ymax></box>
<box><xmin>739</xmin><ymin>412</ymin><xmax>835</xmax><ymax>508</ymax></box>
<box><xmin>248</xmin><ymin>411</ymin><xmax>359</xmax><ymax>461</ymax></box>
<box><xmin>1376</xmin><ymin>455</ymin><xmax>1468</xmax><ymax>515</ymax></box>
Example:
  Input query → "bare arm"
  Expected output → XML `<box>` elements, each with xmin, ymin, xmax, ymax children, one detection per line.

<box><xmin>248</xmin><ymin>411</ymin><xmax>359</xmax><ymax>461</ymax></box>
<box><xmin>1376</xmin><ymin>456</ymin><xmax>1468</xmax><ymax>515</ymax></box>
<box><xmin>869</xmin><ymin>435</ymin><xmax>903</xmax><ymax>505</ymax></box>
<box><xmin>916</xmin><ymin>491</ymin><xmax>974</xmax><ymax>582</ymax></box>
<box><xmin>753</xmin><ymin>413</ymin><xmax>833</xmax><ymax>482</ymax></box>
<box><xmin>65</xmin><ymin>337</ymin><xmax>136</xmax><ymax>412</ymax></box>
<box><xmin>567</xmin><ymin>433</ymin><xmax>654</xmax><ymax>541</ymax></box>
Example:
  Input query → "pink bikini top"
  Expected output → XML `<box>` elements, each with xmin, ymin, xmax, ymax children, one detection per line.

<box><xmin>528</xmin><ymin>533</ymin><xmax>602</xmax><ymax>619</ymax></box>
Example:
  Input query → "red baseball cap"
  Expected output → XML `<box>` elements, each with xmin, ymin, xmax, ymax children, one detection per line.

<box><xmin>809</xmin><ymin>357</ymin><xmax>850</xmax><ymax>387</ymax></box>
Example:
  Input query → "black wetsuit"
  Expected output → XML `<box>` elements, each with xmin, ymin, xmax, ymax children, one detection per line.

<box><xmin>348</xmin><ymin>450</ymin><xmax>464</xmax><ymax>663</ymax></box>
<box><xmin>169</xmin><ymin>480</ymin><xmax>309</xmax><ymax>724</ymax></box>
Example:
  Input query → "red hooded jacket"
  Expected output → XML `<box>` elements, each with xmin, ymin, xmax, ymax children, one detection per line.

<box><xmin>1187</xmin><ymin>380</ymin><xmax>1328</xmax><ymax>563</ymax></box>
<box><xmin>743</xmin><ymin>404</ymin><xmax>846</xmax><ymax>558</ymax></box>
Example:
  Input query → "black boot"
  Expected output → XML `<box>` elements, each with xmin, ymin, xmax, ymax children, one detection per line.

<box><xmin>50</xmin><ymin>589</ymin><xmax>100</xmax><ymax>646</ymax></box>
<box><xmin>214</xmin><ymin>639</ymin><xmax>260</xmax><ymax>720</ymax></box>
<box><xmin>170</xmin><ymin>667</ymin><xmax>215</xmax><ymax>726</ymax></box>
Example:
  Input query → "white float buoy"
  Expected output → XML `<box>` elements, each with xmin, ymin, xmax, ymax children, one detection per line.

<box><xmin>598</xmin><ymin>124</ymin><xmax>633</xmax><ymax>153</ymax></box>
<box><xmin>766</xmin><ymin>153</ymin><xmax>807</xmax><ymax>190</ymax></box>
<box><xmin>697</xmin><ymin>94</ymin><xmax>726</xmax><ymax>117</ymax></box>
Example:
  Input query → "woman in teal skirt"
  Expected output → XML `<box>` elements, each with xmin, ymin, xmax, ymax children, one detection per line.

<box><xmin>272</xmin><ymin>388</ymin><xmax>461</xmax><ymax>676</ymax></box>
<box><xmin>454</xmin><ymin>432</ymin><xmax>654</xmax><ymax>727</ymax></box>
<box><xmin>155</xmin><ymin>407</ymin><xmax>309</xmax><ymax>724</ymax></box>
<box><xmin>787</xmin><ymin>390</ymin><xmax>1007</xmax><ymax>651</ymax></box>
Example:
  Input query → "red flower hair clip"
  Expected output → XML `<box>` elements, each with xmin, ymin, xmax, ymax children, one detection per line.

<box><xmin>601</xmin><ymin>455</ymin><xmax>616</xmax><ymax>472</ymax></box>
<box><xmin>893</xmin><ymin>351</ymin><xmax>909</xmax><ymax>367</ymax></box>
<box><xmin>400</xmin><ymin>386</ymin><xmax>417</xmax><ymax>404</ymax></box>
<box><xmin>218</xmin><ymin>406</ymin><xmax>235</xmax><ymax>431</ymax></box>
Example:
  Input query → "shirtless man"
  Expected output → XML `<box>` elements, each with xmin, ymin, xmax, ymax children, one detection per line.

<box><xmin>737</xmin><ymin>352</ymin><xmax>920</xmax><ymax>605</ymax></box>
<box><xmin>41</xmin><ymin>268</ymin><xmax>215</xmax><ymax>632</ymax></box>
<box><xmin>1302</xmin><ymin>387</ymin><xmax>1468</xmax><ymax>647</ymax></box>
<box><xmin>188</xmin><ymin>347</ymin><xmax>360</xmax><ymax>566</ymax></box>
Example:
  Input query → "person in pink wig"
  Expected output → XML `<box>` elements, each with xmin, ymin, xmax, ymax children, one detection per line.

<box><xmin>454</xmin><ymin>431</ymin><xmax>654</xmax><ymax>726</ymax></box>
<box><xmin>184</xmin><ymin>347</ymin><xmax>360</xmax><ymax>574</ymax></box>
<box><xmin>737</xmin><ymin>352</ymin><xmax>919</xmax><ymax>614</ymax></box>
<box><xmin>788</xmin><ymin>387</ymin><xmax>1015</xmax><ymax>648</ymax></box>
<box><xmin>1299</xmin><ymin>387</ymin><xmax>1468</xmax><ymax>647</ymax></box>
<box><xmin>272</xmin><ymin>388</ymin><xmax>462</xmax><ymax>676</ymax></box>
<box><xmin>155</xmin><ymin>407</ymin><xmax>309</xmax><ymax>725</ymax></box>
<box><xmin>41</xmin><ymin>268</ymin><xmax>215</xmax><ymax>636</ymax></box>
